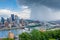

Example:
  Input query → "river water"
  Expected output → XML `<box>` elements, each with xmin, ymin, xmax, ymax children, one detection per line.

<box><xmin>0</xmin><ymin>26</ymin><xmax>41</xmax><ymax>38</ymax></box>
<box><xmin>0</xmin><ymin>29</ymin><xmax>25</xmax><ymax>38</ymax></box>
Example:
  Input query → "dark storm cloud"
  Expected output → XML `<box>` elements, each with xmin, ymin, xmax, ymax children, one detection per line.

<box><xmin>17</xmin><ymin>0</ymin><xmax>60</xmax><ymax>9</ymax></box>
<box><xmin>17</xmin><ymin>0</ymin><xmax>60</xmax><ymax>21</ymax></box>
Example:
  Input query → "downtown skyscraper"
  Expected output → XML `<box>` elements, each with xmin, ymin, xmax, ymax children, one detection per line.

<box><xmin>11</xmin><ymin>14</ymin><xmax>15</xmax><ymax>21</ymax></box>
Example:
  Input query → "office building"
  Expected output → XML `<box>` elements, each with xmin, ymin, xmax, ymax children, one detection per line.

<box><xmin>11</xmin><ymin>14</ymin><xmax>15</xmax><ymax>21</ymax></box>
<box><xmin>1</xmin><ymin>17</ymin><xmax>5</xmax><ymax>24</ymax></box>
<box><xmin>7</xmin><ymin>18</ymin><xmax>10</xmax><ymax>23</ymax></box>
<box><xmin>15</xmin><ymin>15</ymin><xmax>20</xmax><ymax>24</ymax></box>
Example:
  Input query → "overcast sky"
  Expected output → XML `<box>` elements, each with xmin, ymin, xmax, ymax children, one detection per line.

<box><xmin>0</xmin><ymin>0</ymin><xmax>60</xmax><ymax>21</ymax></box>
<box><xmin>17</xmin><ymin>0</ymin><xmax>60</xmax><ymax>21</ymax></box>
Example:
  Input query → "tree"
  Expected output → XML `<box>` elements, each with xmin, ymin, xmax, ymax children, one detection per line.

<box><xmin>30</xmin><ymin>29</ymin><xmax>49</xmax><ymax>40</ymax></box>
<box><xmin>19</xmin><ymin>32</ymin><xmax>31</xmax><ymax>40</ymax></box>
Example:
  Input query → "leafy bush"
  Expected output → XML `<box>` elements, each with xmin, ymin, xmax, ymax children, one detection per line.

<box><xmin>30</xmin><ymin>29</ymin><xmax>49</xmax><ymax>40</ymax></box>
<box><xmin>49</xmin><ymin>38</ymin><xmax>56</xmax><ymax>40</ymax></box>
<box><xmin>19</xmin><ymin>29</ymin><xmax>60</xmax><ymax>40</ymax></box>
<box><xmin>19</xmin><ymin>32</ymin><xmax>31</xmax><ymax>40</ymax></box>
<box><xmin>46</xmin><ymin>30</ymin><xmax>60</xmax><ymax>39</ymax></box>
<box><xmin>2</xmin><ymin>38</ymin><xmax>8</xmax><ymax>40</ymax></box>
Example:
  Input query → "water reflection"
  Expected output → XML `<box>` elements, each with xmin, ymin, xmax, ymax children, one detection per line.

<box><xmin>0</xmin><ymin>29</ymin><xmax>18</xmax><ymax>38</ymax></box>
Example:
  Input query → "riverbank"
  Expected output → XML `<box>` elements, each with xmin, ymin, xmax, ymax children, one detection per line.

<box><xmin>0</xmin><ymin>27</ymin><xmax>23</xmax><ymax>31</ymax></box>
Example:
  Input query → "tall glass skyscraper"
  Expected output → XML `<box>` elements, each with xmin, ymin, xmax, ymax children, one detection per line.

<box><xmin>1</xmin><ymin>17</ymin><xmax>5</xmax><ymax>24</ymax></box>
<box><xmin>11</xmin><ymin>14</ymin><xmax>15</xmax><ymax>21</ymax></box>
<box><xmin>15</xmin><ymin>15</ymin><xmax>20</xmax><ymax>24</ymax></box>
<box><xmin>7</xmin><ymin>18</ymin><xmax>10</xmax><ymax>23</ymax></box>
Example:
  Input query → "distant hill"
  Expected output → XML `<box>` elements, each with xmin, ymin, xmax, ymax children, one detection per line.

<box><xmin>25</xmin><ymin>19</ymin><xmax>41</xmax><ymax>23</ymax></box>
<box><xmin>48</xmin><ymin>20</ymin><xmax>60</xmax><ymax>24</ymax></box>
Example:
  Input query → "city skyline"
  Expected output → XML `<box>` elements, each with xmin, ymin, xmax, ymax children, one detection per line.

<box><xmin>1</xmin><ymin>0</ymin><xmax>60</xmax><ymax>21</ymax></box>
<box><xmin>0</xmin><ymin>0</ymin><xmax>30</xmax><ymax>19</ymax></box>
